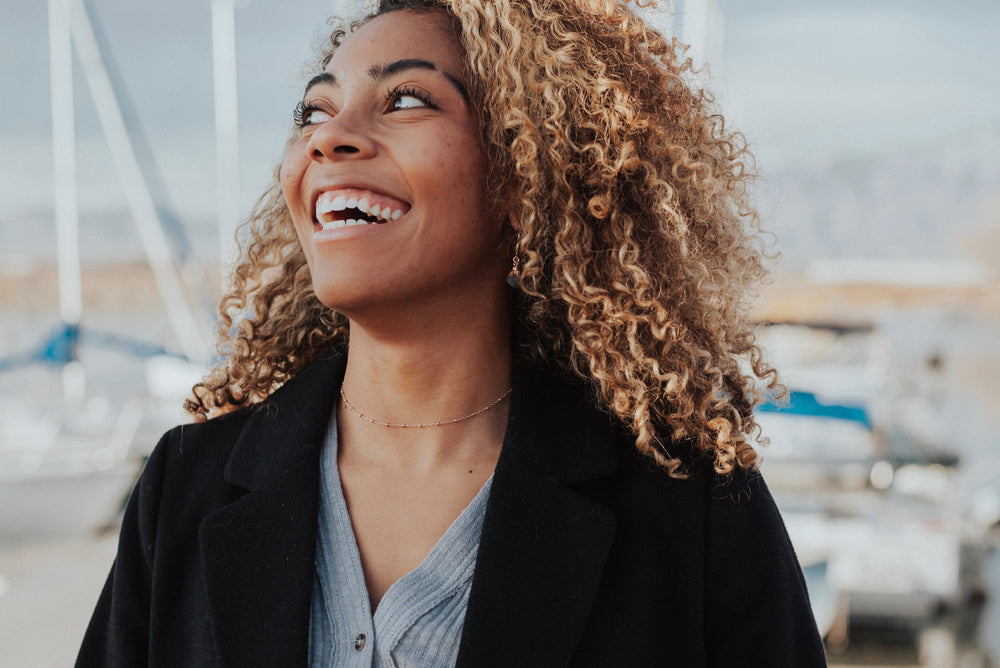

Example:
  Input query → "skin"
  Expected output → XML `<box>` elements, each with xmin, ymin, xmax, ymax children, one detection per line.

<box><xmin>279</xmin><ymin>10</ymin><xmax>514</xmax><ymax>612</ymax></box>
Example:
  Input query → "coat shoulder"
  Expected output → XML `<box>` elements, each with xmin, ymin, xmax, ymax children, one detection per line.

<box><xmin>605</xmin><ymin>425</ymin><xmax>776</xmax><ymax>514</ymax></box>
<box><xmin>156</xmin><ymin>408</ymin><xmax>253</xmax><ymax>471</ymax></box>
<box><xmin>583</xmin><ymin>429</ymin><xmax>827</xmax><ymax>666</ymax></box>
<box><xmin>606</xmin><ymin>433</ymin><xmax>801</xmax><ymax>581</ymax></box>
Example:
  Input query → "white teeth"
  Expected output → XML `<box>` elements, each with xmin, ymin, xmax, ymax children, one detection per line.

<box><xmin>317</xmin><ymin>217</ymin><xmax>383</xmax><ymax>231</ymax></box>
<box><xmin>315</xmin><ymin>194</ymin><xmax>346</xmax><ymax>218</ymax></box>
<box><xmin>315</xmin><ymin>192</ymin><xmax>407</xmax><ymax>226</ymax></box>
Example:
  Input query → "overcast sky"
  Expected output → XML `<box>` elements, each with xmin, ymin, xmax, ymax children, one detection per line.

<box><xmin>1</xmin><ymin>0</ymin><xmax>997</xmax><ymax>260</ymax></box>
<box><xmin>720</xmin><ymin>0</ymin><xmax>1000</xmax><ymax>168</ymax></box>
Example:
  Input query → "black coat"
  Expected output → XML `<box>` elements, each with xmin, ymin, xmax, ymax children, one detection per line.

<box><xmin>77</xmin><ymin>346</ymin><xmax>827</xmax><ymax>667</ymax></box>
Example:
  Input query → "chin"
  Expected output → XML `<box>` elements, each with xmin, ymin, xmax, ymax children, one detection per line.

<box><xmin>307</xmin><ymin>271</ymin><xmax>393</xmax><ymax>316</ymax></box>
<box><xmin>309</xmin><ymin>280</ymin><xmax>356</xmax><ymax>312</ymax></box>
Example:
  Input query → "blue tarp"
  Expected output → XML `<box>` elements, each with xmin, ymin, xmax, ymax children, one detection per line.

<box><xmin>757</xmin><ymin>390</ymin><xmax>872</xmax><ymax>429</ymax></box>
<box><xmin>0</xmin><ymin>322</ymin><xmax>177</xmax><ymax>372</ymax></box>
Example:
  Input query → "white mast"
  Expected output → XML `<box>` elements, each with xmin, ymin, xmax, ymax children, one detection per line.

<box><xmin>212</xmin><ymin>0</ymin><xmax>241</xmax><ymax>282</ymax></box>
<box><xmin>681</xmin><ymin>0</ymin><xmax>708</xmax><ymax>64</ymax></box>
<box><xmin>49</xmin><ymin>0</ymin><xmax>87</xmax><ymax>404</ymax></box>
<box><xmin>70</xmin><ymin>0</ymin><xmax>209</xmax><ymax>361</ymax></box>
<box><xmin>707</xmin><ymin>0</ymin><xmax>725</xmax><ymax>74</ymax></box>
<box><xmin>681</xmin><ymin>0</ymin><xmax>724</xmax><ymax>71</ymax></box>
<box><xmin>49</xmin><ymin>0</ymin><xmax>82</xmax><ymax>330</ymax></box>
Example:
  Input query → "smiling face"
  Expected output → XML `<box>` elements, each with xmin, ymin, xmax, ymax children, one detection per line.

<box><xmin>280</xmin><ymin>10</ymin><xmax>508</xmax><ymax>318</ymax></box>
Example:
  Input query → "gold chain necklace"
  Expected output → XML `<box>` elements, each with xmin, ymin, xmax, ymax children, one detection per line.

<box><xmin>339</xmin><ymin>386</ymin><xmax>512</xmax><ymax>428</ymax></box>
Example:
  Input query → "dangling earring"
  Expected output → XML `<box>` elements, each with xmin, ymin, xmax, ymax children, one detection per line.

<box><xmin>506</xmin><ymin>253</ymin><xmax>521</xmax><ymax>289</ymax></box>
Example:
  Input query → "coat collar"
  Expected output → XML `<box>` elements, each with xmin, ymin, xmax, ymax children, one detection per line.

<box><xmin>222</xmin><ymin>344</ymin><xmax>348</xmax><ymax>491</ymax></box>
<box><xmin>457</xmin><ymin>357</ymin><xmax>619</xmax><ymax>666</ymax></box>
<box><xmin>198</xmin><ymin>346</ymin><xmax>346</xmax><ymax>667</ymax></box>
<box><xmin>198</xmin><ymin>344</ymin><xmax>620</xmax><ymax>667</ymax></box>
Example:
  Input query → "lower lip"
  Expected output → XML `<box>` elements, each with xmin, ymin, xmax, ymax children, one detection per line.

<box><xmin>311</xmin><ymin>220</ymin><xmax>397</xmax><ymax>242</ymax></box>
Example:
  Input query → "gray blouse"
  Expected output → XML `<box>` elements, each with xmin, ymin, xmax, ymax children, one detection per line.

<box><xmin>308</xmin><ymin>413</ymin><xmax>493</xmax><ymax>667</ymax></box>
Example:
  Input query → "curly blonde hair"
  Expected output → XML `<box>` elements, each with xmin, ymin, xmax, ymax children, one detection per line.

<box><xmin>187</xmin><ymin>0</ymin><xmax>780</xmax><ymax>477</ymax></box>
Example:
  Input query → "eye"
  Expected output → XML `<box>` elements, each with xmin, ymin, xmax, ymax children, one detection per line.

<box><xmin>293</xmin><ymin>102</ymin><xmax>332</xmax><ymax>127</ymax></box>
<box><xmin>393</xmin><ymin>95</ymin><xmax>427</xmax><ymax>110</ymax></box>
<box><xmin>386</xmin><ymin>85</ymin><xmax>435</xmax><ymax>112</ymax></box>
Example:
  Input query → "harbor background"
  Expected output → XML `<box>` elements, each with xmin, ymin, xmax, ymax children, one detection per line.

<box><xmin>2</xmin><ymin>0</ymin><xmax>998</xmax><ymax>665</ymax></box>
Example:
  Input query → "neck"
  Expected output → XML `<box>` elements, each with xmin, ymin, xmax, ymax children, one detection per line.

<box><xmin>336</xmin><ymin>291</ymin><xmax>513</xmax><ymax>470</ymax></box>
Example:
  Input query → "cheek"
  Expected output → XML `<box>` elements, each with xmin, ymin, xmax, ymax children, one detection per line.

<box><xmin>278</xmin><ymin>159</ymin><xmax>296</xmax><ymax>204</ymax></box>
<box><xmin>278</xmin><ymin>153</ymin><xmax>317</xmax><ymax>266</ymax></box>
<box><xmin>428</xmin><ymin>136</ymin><xmax>488</xmax><ymax>201</ymax></box>
<box><xmin>279</xmin><ymin>148</ymin><xmax>309</xmax><ymax>209</ymax></box>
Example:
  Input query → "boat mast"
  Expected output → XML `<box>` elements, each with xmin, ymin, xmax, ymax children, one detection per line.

<box><xmin>332</xmin><ymin>0</ymin><xmax>353</xmax><ymax>15</ymax></box>
<box><xmin>681</xmin><ymin>0</ymin><xmax>724</xmax><ymax>69</ymax></box>
<box><xmin>48</xmin><ymin>0</ymin><xmax>85</xmax><ymax>403</ymax></box>
<box><xmin>212</xmin><ymin>0</ymin><xmax>240</xmax><ymax>282</ymax></box>
<box><xmin>65</xmin><ymin>0</ymin><xmax>210</xmax><ymax>362</ymax></box>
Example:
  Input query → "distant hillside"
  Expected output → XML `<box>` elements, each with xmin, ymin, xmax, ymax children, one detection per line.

<box><xmin>761</xmin><ymin>124</ymin><xmax>1000</xmax><ymax>267</ymax></box>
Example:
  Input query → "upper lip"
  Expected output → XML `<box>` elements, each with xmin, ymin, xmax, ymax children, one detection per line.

<box><xmin>308</xmin><ymin>179</ymin><xmax>411</xmax><ymax>220</ymax></box>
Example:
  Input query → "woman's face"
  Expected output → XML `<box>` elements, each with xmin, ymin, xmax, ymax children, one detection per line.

<box><xmin>280</xmin><ymin>10</ymin><xmax>506</xmax><ymax>315</ymax></box>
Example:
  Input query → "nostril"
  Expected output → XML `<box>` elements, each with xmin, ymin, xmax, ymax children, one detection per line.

<box><xmin>311</xmin><ymin>145</ymin><xmax>360</xmax><ymax>158</ymax></box>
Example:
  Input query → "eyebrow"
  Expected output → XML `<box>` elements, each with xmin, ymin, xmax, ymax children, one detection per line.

<box><xmin>303</xmin><ymin>58</ymin><xmax>469</xmax><ymax>103</ymax></box>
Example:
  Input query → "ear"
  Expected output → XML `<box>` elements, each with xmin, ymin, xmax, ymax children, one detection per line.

<box><xmin>507</xmin><ymin>209</ymin><xmax>520</xmax><ymax>232</ymax></box>
<box><xmin>502</xmin><ymin>181</ymin><xmax>522</xmax><ymax>232</ymax></box>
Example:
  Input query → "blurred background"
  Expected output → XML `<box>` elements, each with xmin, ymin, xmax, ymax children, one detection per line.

<box><xmin>1</xmin><ymin>0</ymin><xmax>997</xmax><ymax>665</ymax></box>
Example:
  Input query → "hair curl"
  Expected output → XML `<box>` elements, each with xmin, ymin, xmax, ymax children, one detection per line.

<box><xmin>186</xmin><ymin>0</ymin><xmax>781</xmax><ymax>477</ymax></box>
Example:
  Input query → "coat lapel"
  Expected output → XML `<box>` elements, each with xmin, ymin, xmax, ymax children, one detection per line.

<box><xmin>199</xmin><ymin>347</ymin><xmax>346</xmax><ymax>667</ymax></box>
<box><xmin>196</xmin><ymin>345</ymin><xmax>620</xmax><ymax>667</ymax></box>
<box><xmin>457</xmin><ymin>359</ymin><xmax>619</xmax><ymax>667</ymax></box>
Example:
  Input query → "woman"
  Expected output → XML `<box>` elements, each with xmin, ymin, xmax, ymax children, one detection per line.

<box><xmin>78</xmin><ymin>0</ymin><xmax>827</xmax><ymax>665</ymax></box>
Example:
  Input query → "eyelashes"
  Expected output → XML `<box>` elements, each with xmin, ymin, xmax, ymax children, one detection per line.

<box><xmin>293</xmin><ymin>101</ymin><xmax>319</xmax><ymax>128</ymax></box>
<box><xmin>384</xmin><ymin>85</ymin><xmax>435</xmax><ymax>110</ymax></box>
<box><xmin>293</xmin><ymin>85</ymin><xmax>437</xmax><ymax>127</ymax></box>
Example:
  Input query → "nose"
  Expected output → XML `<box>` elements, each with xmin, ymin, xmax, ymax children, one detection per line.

<box><xmin>305</xmin><ymin>111</ymin><xmax>377</xmax><ymax>162</ymax></box>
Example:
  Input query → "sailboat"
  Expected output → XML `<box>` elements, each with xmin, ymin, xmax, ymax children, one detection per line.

<box><xmin>0</xmin><ymin>0</ymin><xmax>226</xmax><ymax>544</ymax></box>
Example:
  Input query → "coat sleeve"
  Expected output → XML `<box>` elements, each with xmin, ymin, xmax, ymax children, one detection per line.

<box><xmin>702</xmin><ymin>467</ymin><xmax>828</xmax><ymax>667</ymax></box>
<box><xmin>76</xmin><ymin>431</ymin><xmax>169</xmax><ymax>668</ymax></box>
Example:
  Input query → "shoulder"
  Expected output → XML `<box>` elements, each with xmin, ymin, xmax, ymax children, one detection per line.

<box><xmin>606</xmin><ymin>428</ymin><xmax>774</xmax><ymax>518</ymax></box>
<box><xmin>599</xmin><ymin>436</ymin><xmax>825</xmax><ymax>663</ymax></box>
<box><xmin>148</xmin><ymin>407</ymin><xmax>254</xmax><ymax>482</ymax></box>
<box><xmin>164</xmin><ymin>406</ymin><xmax>256</xmax><ymax>453</ymax></box>
<box><xmin>515</xmin><ymin>352</ymin><xmax>762</xmax><ymax>506</ymax></box>
<box><xmin>126</xmin><ymin>406</ymin><xmax>259</xmax><ymax>532</ymax></box>
<box><xmin>592</xmin><ymin>428</ymin><xmax>799</xmax><ymax>578</ymax></box>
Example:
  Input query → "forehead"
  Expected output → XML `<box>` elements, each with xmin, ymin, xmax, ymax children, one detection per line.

<box><xmin>326</xmin><ymin>11</ymin><xmax>465</xmax><ymax>77</ymax></box>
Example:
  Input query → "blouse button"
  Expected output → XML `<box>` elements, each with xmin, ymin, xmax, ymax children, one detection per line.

<box><xmin>354</xmin><ymin>633</ymin><xmax>367</xmax><ymax>651</ymax></box>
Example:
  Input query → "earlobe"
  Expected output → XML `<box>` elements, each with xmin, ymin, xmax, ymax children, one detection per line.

<box><xmin>501</xmin><ymin>180</ymin><xmax>521</xmax><ymax>232</ymax></box>
<box><xmin>505</xmin><ymin>192</ymin><xmax>521</xmax><ymax>232</ymax></box>
<box><xmin>507</xmin><ymin>211</ymin><xmax>520</xmax><ymax>232</ymax></box>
